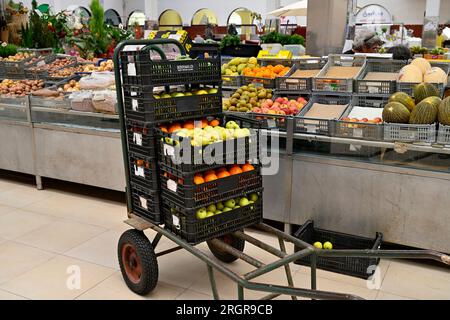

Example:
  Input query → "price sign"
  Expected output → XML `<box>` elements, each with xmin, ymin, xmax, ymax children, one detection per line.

<box><xmin>134</xmin><ymin>165</ymin><xmax>145</xmax><ymax>178</ymax></box>
<box><xmin>139</xmin><ymin>196</ymin><xmax>148</xmax><ymax>209</ymax></box>
<box><xmin>167</xmin><ymin>179</ymin><xmax>177</xmax><ymax>192</ymax></box>
<box><xmin>133</xmin><ymin>132</ymin><xmax>143</xmax><ymax>146</ymax></box>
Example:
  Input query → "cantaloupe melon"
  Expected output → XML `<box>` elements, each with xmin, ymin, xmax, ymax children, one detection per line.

<box><xmin>382</xmin><ymin>102</ymin><xmax>411</xmax><ymax>124</ymax></box>
<box><xmin>389</xmin><ymin>92</ymin><xmax>415</xmax><ymax>112</ymax></box>
<box><xmin>409</xmin><ymin>100</ymin><xmax>438</xmax><ymax>124</ymax></box>
<box><xmin>424</xmin><ymin>67</ymin><xmax>448</xmax><ymax>84</ymax></box>
<box><xmin>411</xmin><ymin>58</ymin><xmax>432</xmax><ymax>75</ymax></box>
<box><xmin>438</xmin><ymin>97</ymin><xmax>450</xmax><ymax>125</ymax></box>
<box><xmin>413</xmin><ymin>83</ymin><xmax>440</xmax><ymax>103</ymax></box>
<box><xmin>398</xmin><ymin>65</ymin><xmax>423</xmax><ymax>83</ymax></box>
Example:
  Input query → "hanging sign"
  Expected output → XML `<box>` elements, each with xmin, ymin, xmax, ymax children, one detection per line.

<box><xmin>355</xmin><ymin>5</ymin><xmax>393</xmax><ymax>25</ymax></box>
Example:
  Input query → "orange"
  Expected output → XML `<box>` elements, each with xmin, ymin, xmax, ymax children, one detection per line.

<box><xmin>194</xmin><ymin>176</ymin><xmax>205</xmax><ymax>185</ymax></box>
<box><xmin>242</xmin><ymin>164</ymin><xmax>255</xmax><ymax>172</ymax></box>
<box><xmin>160</xmin><ymin>126</ymin><xmax>168</xmax><ymax>133</ymax></box>
<box><xmin>168</xmin><ymin>123</ymin><xmax>182</xmax><ymax>133</ymax></box>
<box><xmin>209</xmin><ymin>119</ymin><xmax>220</xmax><ymax>127</ymax></box>
<box><xmin>229</xmin><ymin>166</ymin><xmax>243</xmax><ymax>175</ymax></box>
<box><xmin>201</xmin><ymin>119</ymin><xmax>209</xmax><ymax>128</ymax></box>
<box><xmin>183</xmin><ymin>121</ymin><xmax>194</xmax><ymax>130</ymax></box>
<box><xmin>204</xmin><ymin>170</ymin><xmax>216</xmax><ymax>176</ymax></box>
<box><xmin>216</xmin><ymin>167</ymin><xmax>227</xmax><ymax>173</ymax></box>
<box><xmin>217</xmin><ymin>171</ymin><xmax>231</xmax><ymax>179</ymax></box>
<box><xmin>204</xmin><ymin>173</ymin><xmax>218</xmax><ymax>182</ymax></box>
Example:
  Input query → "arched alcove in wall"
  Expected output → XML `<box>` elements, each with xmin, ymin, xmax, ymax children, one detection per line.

<box><xmin>159</xmin><ymin>9</ymin><xmax>183</xmax><ymax>31</ymax></box>
<box><xmin>191</xmin><ymin>8</ymin><xmax>218</xmax><ymax>25</ymax></box>
<box><xmin>105</xmin><ymin>8</ymin><xmax>122</xmax><ymax>26</ymax></box>
<box><xmin>127</xmin><ymin>10</ymin><xmax>146</xmax><ymax>27</ymax></box>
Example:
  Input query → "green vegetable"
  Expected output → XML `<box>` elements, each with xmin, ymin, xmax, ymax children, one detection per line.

<box><xmin>220</xmin><ymin>35</ymin><xmax>240</xmax><ymax>49</ymax></box>
<box><xmin>260</xmin><ymin>32</ymin><xmax>304</xmax><ymax>46</ymax></box>
<box><xmin>0</xmin><ymin>43</ymin><xmax>18</xmax><ymax>57</ymax></box>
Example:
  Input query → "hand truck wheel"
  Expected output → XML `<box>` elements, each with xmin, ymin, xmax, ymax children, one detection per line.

<box><xmin>118</xmin><ymin>229</ymin><xmax>159</xmax><ymax>295</ymax></box>
<box><xmin>207</xmin><ymin>233</ymin><xmax>245</xmax><ymax>263</ymax></box>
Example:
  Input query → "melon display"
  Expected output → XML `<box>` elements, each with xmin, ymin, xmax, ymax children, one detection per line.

<box><xmin>424</xmin><ymin>67</ymin><xmax>448</xmax><ymax>84</ymax></box>
<box><xmin>409</xmin><ymin>99</ymin><xmax>438</xmax><ymax>124</ymax></box>
<box><xmin>382</xmin><ymin>102</ymin><xmax>411</xmax><ymax>124</ymax></box>
<box><xmin>398</xmin><ymin>65</ymin><xmax>423</xmax><ymax>83</ymax></box>
<box><xmin>388</xmin><ymin>92</ymin><xmax>415</xmax><ymax>112</ymax></box>
<box><xmin>410</xmin><ymin>57</ymin><xmax>432</xmax><ymax>75</ymax></box>
<box><xmin>438</xmin><ymin>97</ymin><xmax>450</xmax><ymax>125</ymax></box>
<box><xmin>413</xmin><ymin>83</ymin><xmax>440</xmax><ymax>103</ymax></box>
<box><xmin>422</xmin><ymin>96</ymin><xmax>442</xmax><ymax>110</ymax></box>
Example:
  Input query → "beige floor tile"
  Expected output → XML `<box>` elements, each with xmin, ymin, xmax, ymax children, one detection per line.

<box><xmin>15</xmin><ymin>220</ymin><xmax>106</xmax><ymax>254</ymax></box>
<box><xmin>376</xmin><ymin>291</ymin><xmax>414</xmax><ymax>300</ymax></box>
<box><xmin>381</xmin><ymin>261</ymin><xmax>450</xmax><ymax>300</ymax></box>
<box><xmin>0</xmin><ymin>289</ymin><xmax>28</xmax><ymax>300</ymax></box>
<box><xmin>0</xmin><ymin>204</ymin><xmax>15</xmax><ymax>216</ymax></box>
<box><xmin>0</xmin><ymin>179</ymin><xmax>31</xmax><ymax>192</ymax></box>
<box><xmin>0</xmin><ymin>242</ymin><xmax>55</xmax><ymax>284</ymax></box>
<box><xmin>176</xmin><ymin>289</ymin><xmax>213</xmax><ymax>300</ymax></box>
<box><xmin>1</xmin><ymin>255</ymin><xmax>116</xmax><ymax>300</ymax></box>
<box><xmin>0</xmin><ymin>209</ymin><xmax>56</xmax><ymax>240</ymax></box>
<box><xmin>0</xmin><ymin>185</ymin><xmax>55</xmax><ymax>208</ymax></box>
<box><xmin>77</xmin><ymin>272</ymin><xmax>185</xmax><ymax>300</ymax></box>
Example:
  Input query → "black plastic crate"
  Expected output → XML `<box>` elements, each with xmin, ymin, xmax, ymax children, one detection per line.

<box><xmin>332</xmin><ymin>95</ymin><xmax>387</xmax><ymax>141</ymax></box>
<box><xmin>355</xmin><ymin>60</ymin><xmax>405</xmax><ymax>95</ymax></box>
<box><xmin>126</xmin><ymin>119</ymin><xmax>157</xmax><ymax>156</ymax></box>
<box><xmin>242</xmin><ymin>75</ymin><xmax>277</xmax><ymax>89</ymax></box>
<box><xmin>128</xmin><ymin>152</ymin><xmax>158</xmax><ymax>190</ymax></box>
<box><xmin>130</xmin><ymin>183</ymin><xmax>162</xmax><ymax>224</ymax></box>
<box><xmin>163</xmin><ymin>192</ymin><xmax>263</xmax><ymax>244</ymax></box>
<box><xmin>277</xmin><ymin>59</ymin><xmax>326</xmax><ymax>93</ymax></box>
<box><xmin>295</xmin><ymin>94</ymin><xmax>352</xmax><ymax>135</ymax></box>
<box><xmin>294</xmin><ymin>220</ymin><xmax>383</xmax><ymax>279</ymax></box>
<box><xmin>120</xmin><ymin>49</ymin><xmax>221</xmax><ymax>87</ymax></box>
<box><xmin>123</xmin><ymin>85</ymin><xmax>223</xmax><ymax>123</ymax></box>
<box><xmin>24</xmin><ymin>55</ymin><xmax>77</xmax><ymax>79</ymax></box>
<box><xmin>160</xmin><ymin>164</ymin><xmax>262</xmax><ymax>208</ymax></box>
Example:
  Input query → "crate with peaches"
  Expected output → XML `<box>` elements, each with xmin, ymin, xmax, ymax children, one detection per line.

<box><xmin>160</xmin><ymin>163</ymin><xmax>262</xmax><ymax>208</ymax></box>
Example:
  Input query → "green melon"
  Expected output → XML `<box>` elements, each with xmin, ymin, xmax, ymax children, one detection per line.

<box><xmin>388</xmin><ymin>92</ymin><xmax>415</xmax><ymax>112</ymax></box>
<box><xmin>438</xmin><ymin>97</ymin><xmax>450</xmax><ymax>125</ymax></box>
<box><xmin>422</xmin><ymin>96</ymin><xmax>441</xmax><ymax>110</ymax></box>
<box><xmin>382</xmin><ymin>102</ymin><xmax>411</xmax><ymax>124</ymax></box>
<box><xmin>413</xmin><ymin>83</ymin><xmax>440</xmax><ymax>103</ymax></box>
<box><xmin>409</xmin><ymin>100</ymin><xmax>438</xmax><ymax>124</ymax></box>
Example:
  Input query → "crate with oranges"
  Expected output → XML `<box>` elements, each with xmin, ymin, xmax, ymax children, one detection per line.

<box><xmin>242</xmin><ymin>65</ymin><xmax>292</xmax><ymax>88</ymax></box>
<box><xmin>160</xmin><ymin>163</ymin><xmax>262</xmax><ymax>208</ymax></box>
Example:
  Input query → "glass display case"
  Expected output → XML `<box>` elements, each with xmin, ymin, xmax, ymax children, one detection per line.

<box><xmin>0</xmin><ymin>96</ymin><xmax>29</xmax><ymax>122</ymax></box>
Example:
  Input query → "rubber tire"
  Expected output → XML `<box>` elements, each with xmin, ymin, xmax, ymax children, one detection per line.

<box><xmin>118</xmin><ymin>229</ymin><xmax>159</xmax><ymax>295</ymax></box>
<box><xmin>207</xmin><ymin>233</ymin><xmax>246</xmax><ymax>263</ymax></box>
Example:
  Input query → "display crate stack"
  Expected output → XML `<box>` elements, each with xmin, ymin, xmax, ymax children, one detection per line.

<box><xmin>118</xmin><ymin>40</ymin><xmax>263</xmax><ymax>244</ymax></box>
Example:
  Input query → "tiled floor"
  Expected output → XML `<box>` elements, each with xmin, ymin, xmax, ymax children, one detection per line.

<box><xmin>0</xmin><ymin>176</ymin><xmax>449</xmax><ymax>300</ymax></box>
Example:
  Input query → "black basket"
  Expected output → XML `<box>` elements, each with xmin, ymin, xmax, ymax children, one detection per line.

<box><xmin>355</xmin><ymin>60</ymin><xmax>405</xmax><ymax>95</ymax></box>
<box><xmin>332</xmin><ymin>95</ymin><xmax>387</xmax><ymax>141</ymax></box>
<box><xmin>128</xmin><ymin>152</ymin><xmax>159</xmax><ymax>190</ymax></box>
<box><xmin>160</xmin><ymin>164</ymin><xmax>262</xmax><ymax>208</ymax></box>
<box><xmin>295</xmin><ymin>94</ymin><xmax>352</xmax><ymax>135</ymax></box>
<box><xmin>163</xmin><ymin>193</ymin><xmax>263</xmax><ymax>244</ymax></box>
<box><xmin>294</xmin><ymin>220</ymin><xmax>383</xmax><ymax>279</ymax></box>
<box><xmin>277</xmin><ymin>59</ymin><xmax>326</xmax><ymax>93</ymax></box>
<box><xmin>24</xmin><ymin>55</ymin><xmax>77</xmax><ymax>80</ymax></box>
<box><xmin>126</xmin><ymin>119</ymin><xmax>157</xmax><ymax>156</ymax></box>
<box><xmin>242</xmin><ymin>75</ymin><xmax>278</xmax><ymax>89</ymax></box>
<box><xmin>123</xmin><ymin>85</ymin><xmax>223</xmax><ymax>124</ymax></box>
<box><xmin>120</xmin><ymin>48</ymin><xmax>221</xmax><ymax>87</ymax></box>
<box><xmin>130</xmin><ymin>183</ymin><xmax>162</xmax><ymax>225</ymax></box>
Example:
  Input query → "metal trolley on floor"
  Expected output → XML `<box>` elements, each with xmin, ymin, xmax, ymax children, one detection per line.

<box><xmin>113</xmin><ymin>39</ymin><xmax>450</xmax><ymax>300</ymax></box>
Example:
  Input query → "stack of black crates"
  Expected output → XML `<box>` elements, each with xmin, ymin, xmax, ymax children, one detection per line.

<box><xmin>120</xmin><ymin>42</ymin><xmax>263</xmax><ymax>244</ymax></box>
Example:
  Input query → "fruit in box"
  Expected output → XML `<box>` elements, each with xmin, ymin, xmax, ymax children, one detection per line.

<box><xmin>382</xmin><ymin>102</ymin><xmax>411</xmax><ymax>124</ymax></box>
<box><xmin>410</xmin><ymin>58</ymin><xmax>432</xmax><ymax>75</ymax></box>
<box><xmin>424</xmin><ymin>67</ymin><xmax>448</xmax><ymax>84</ymax></box>
<box><xmin>389</xmin><ymin>92</ymin><xmax>416</xmax><ymax>112</ymax></box>
<box><xmin>413</xmin><ymin>83</ymin><xmax>440</xmax><ymax>103</ymax></box>
<box><xmin>243</xmin><ymin>64</ymin><xmax>291</xmax><ymax>79</ymax></box>
<box><xmin>398</xmin><ymin>65</ymin><xmax>423</xmax><ymax>83</ymax></box>
<box><xmin>256</xmin><ymin>97</ymin><xmax>307</xmax><ymax>116</ymax></box>
<box><xmin>223</xmin><ymin>84</ymin><xmax>272</xmax><ymax>112</ymax></box>
<box><xmin>438</xmin><ymin>97</ymin><xmax>450</xmax><ymax>125</ymax></box>
<box><xmin>409</xmin><ymin>98</ymin><xmax>440</xmax><ymax>124</ymax></box>
<box><xmin>222</xmin><ymin>57</ymin><xmax>259</xmax><ymax>76</ymax></box>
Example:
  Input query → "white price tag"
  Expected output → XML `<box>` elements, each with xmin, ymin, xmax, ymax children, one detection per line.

<box><xmin>134</xmin><ymin>165</ymin><xmax>145</xmax><ymax>177</ymax></box>
<box><xmin>368</xmin><ymin>86</ymin><xmax>380</xmax><ymax>94</ymax></box>
<box><xmin>131</xmin><ymin>99</ymin><xmax>138</xmax><ymax>111</ymax></box>
<box><xmin>127</xmin><ymin>63</ymin><xmax>137</xmax><ymax>76</ymax></box>
<box><xmin>172</xmin><ymin>215</ymin><xmax>180</xmax><ymax>229</ymax></box>
<box><xmin>167</xmin><ymin>179</ymin><xmax>177</xmax><ymax>192</ymax></box>
<box><xmin>266</xmin><ymin>119</ymin><xmax>276</xmax><ymax>128</ymax></box>
<box><xmin>164</xmin><ymin>144</ymin><xmax>175</xmax><ymax>157</ymax></box>
<box><xmin>139</xmin><ymin>196</ymin><xmax>148</xmax><ymax>209</ymax></box>
<box><xmin>130</xmin><ymin>91</ymin><xmax>137</xmax><ymax>97</ymax></box>
<box><xmin>37</xmin><ymin>60</ymin><xmax>46</xmax><ymax>67</ymax></box>
<box><xmin>133</xmin><ymin>132</ymin><xmax>143</xmax><ymax>146</ymax></box>
<box><xmin>307</xmin><ymin>125</ymin><xmax>317</xmax><ymax>133</ymax></box>
<box><xmin>353</xmin><ymin>128</ymin><xmax>363</xmax><ymax>138</ymax></box>
<box><xmin>349</xmin><ymin>144</ymin><xmax>361</xmax><ymax>151</ymax></box>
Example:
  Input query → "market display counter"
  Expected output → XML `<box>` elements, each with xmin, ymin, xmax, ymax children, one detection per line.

<box><xmin>1</xmin><ymin>100</ymin><xmax>450</xmax><ymax>252</ymax></box>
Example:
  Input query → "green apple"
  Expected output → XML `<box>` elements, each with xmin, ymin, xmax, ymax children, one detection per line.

<box><xmin>206</xmin><ymin>211</ymin><xmax>215</xmax><ymax>218</ymax></box>
<box><xmin>161</xmin><ymin>94</ymin><xmax>172</xmax><ymax>99</ymax></box>
<box><xmin>224</xmin><ymin>199</ymin><xmax>236</xmax><ymax>209</ymax></box>
<box><xmin>153</xmin><ymin>94</ymin><xmax>160</xmax><ymax>99</ymax></box>
<box><xmin>191</xmin><ymin>136</ymin><xmax>203</xmax><ymax>147</ymax></box>
<box><xmin>208</xmin><ymin>88</ymin><xmax>218</xmax><ymax>94</ymax></box>
<box><xmin>164</xmin><ymin>137</ymin><xmax>174</xmax><ymax>145</ymax></box>
<box><xmin>248</xmin><ymin>201</ymin><xmax>254</xmax><ymax>205</ymax></box>
<box><xmin>313</xmin><ymin>242</ymin><xmax>323</xmax><ymax>249</ymax></box>
<box><xmin>239</xmin><ymin>197</ymin><xmax>250</xmax><ymax>207</ymax></box>
<box><xmin>323</xmin><ymin>242</ymin><xmax>333</xmax><ymax>250</ymax></box>
<box><xmin>234</xmin><ymin>206</ymin><xmax>241</xmax><ymax>209</ymax></box>
<box><xmin>215</xmin><ymin>210</ymin><xmax>222</xmax><ymax>215</ymax></box>
<box><xmin>171</xmin><ymin>92</ymin><xmax>185</xmax><ymax>98</ymax></box>
<box><xmin>196</xmin><ymin>90</ymin><xmax>209</xmax><ymax>95</ymax></box>
<box><xmin>223</xmin><ymin>207</ymin><xmax>232</xmax><ymax>212</ymax></box>
<box><xmin>226</xmin><ymin>121</ymin><xmax>239</xmax><ymax>130</ymax></box>
<box><xmin>196</xmin><ymin>208</ymin><xmax>207</xmax><ymax>220</ymax></box>
<box><xmin>207</xmin><ymin>204</ymin><xmax>217</xmax><ymax>213</ymax></box>
<box><xmin>204</xmin><ymin>126</ymin><xmax>214</xmax><ymax>132</ymax></box>
<box><xmin>249</xmin><ymin>193</ymin><xmax>258</xmax><ymax>202</ymax></box>
<box><xmin>202</xmin><ymin>134</ymin><xmax>213</xmax><ymax>146</ymax></box>
<box><xmin>216</xmin><ymin>202</ymin><xmax>224</xmax><ymax>211</ymax></box>
<box><xmin>184</xmin><ymin>92</ymin><xmax>193</xmax><ymax>96</ymax></box>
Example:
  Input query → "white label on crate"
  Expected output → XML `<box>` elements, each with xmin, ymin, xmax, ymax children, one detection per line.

<box><xmin>253</xmin><ymin>82</ymin><xmax>264</xmax><ymax>88</ymax></box>
<box><xmin>307</xmin><ymin>60</ymin><xmax>320</xmax><ymax>64</ymax></box>
<box><xmin>307</xmin><ymin>125</ymin><xmax>317</xmax><ymax>133</ymax></box>
<box><xmin>36</xmin><ymin>60</ymin><xmax>46</xmax><ymax>67</ymax></box>
<box><xmin>139</xmin><ymin>196</ymin><xmax>148</xmax><ymax>209</ymax></box>
<box><xmin>267</xmin><ymin>119</ymin><xmax>276</xmax><ymax>128</ymax></box>
<box><xmin>167</xmin><ymin>179</ymin><xmax>177</xmax><ymax>192</ymax></box>
<box><xmin>368</xmin><ymin>86</ymin><xmax>380</xmax><ymax>94</ymax></box>
<box><xmin>353</xmin><ymin>128</ymin><xmax>363</xmax><ymax>138</ymax></box>
<box><xmin>349</xmin><ymin>144</ymin><xmax>361</xmax><ymax>151</ymax></box>
<box><xmin>172</xmin><ymin>215</ymin><xmax>181</xmax><ymax>229</ymax></box>
<box><xmin>134</xmin><ymin>165</ymin><xmax>145</xmax><ymax>177</ymax></box>
<box><xmin>130</xmin><ymin>91</ymin><xmax>137</xmax><ymax>97</ymax></box>
<box><xmin>133</xmin><ymin>132</ymin><xmax>143</xmax><ymax>146</ymax></box>
<box><xmin>127</xmin><ymin>63</ymin><xmax>137</xmax><ymax>76</ymax></box>
<box><xmin>164</xmin><ymin>144</ymin><xmax>175</xmax><ymax>157</ymax></box>
<box><xmin>131</xmin><ymin>99</ymin><xmax>138</xmax><ymax>111</ymax></box>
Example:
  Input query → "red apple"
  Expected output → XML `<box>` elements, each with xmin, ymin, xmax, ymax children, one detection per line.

<box><xmin>362</xmin><ymin>118</ymin><xmax>369</xmax><ymax>123</ymax></box>
<box><xmin>253</xmin><ymin>107</ymin><xmax>262</xmax><ymax>113</ymax></box>
<box><xmin>275</xmin><ymin>98</ymin><xmax>284</xmax><ymax>104</ymax></box>
<box><xmin>266</xmin><ymin>99</ymin><xmax>274</xmax><ymax>107</ymax></box>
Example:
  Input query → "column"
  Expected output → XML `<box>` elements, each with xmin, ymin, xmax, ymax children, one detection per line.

<box><xmin>422</xmin><ymin>0</ymin><xmax>441</xmax><ymax>48</ymax></box>
<box><xmin>145</xmin><ymin>0</ymin><xmax>159</xmax><ymax>22</ymax></box>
